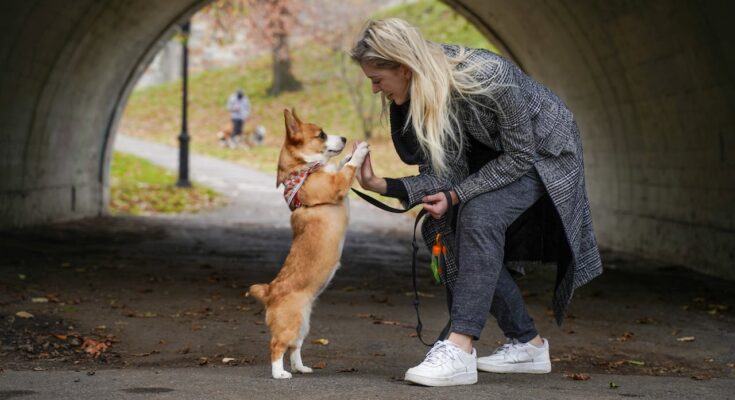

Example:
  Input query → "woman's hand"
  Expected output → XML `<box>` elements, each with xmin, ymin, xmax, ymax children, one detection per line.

<box><xmin>353</xmin><ymin>141</ymin><xmax>387</xmax><ymax>194</ymax></box>
<box><xmin>422</xmin><ymin>191</ymin><xmax>459</xmax><ymax>219</ymax></box>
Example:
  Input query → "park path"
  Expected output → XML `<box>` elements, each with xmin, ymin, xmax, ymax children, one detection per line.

<box><xmin>113</xmin><ymin>134</ymin><xmax>414</xmax><ymax>234</ymax></box>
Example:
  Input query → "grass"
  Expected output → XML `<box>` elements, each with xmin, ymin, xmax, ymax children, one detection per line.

<box><xmin>109</xmin><ymin>151</ymin><xmax>226</xmax><ymax>215</ymax></box>
<box><xmin>119</xmin><ymin>0</ymin><xmax>496</xmax><ymax>210</ymax></box>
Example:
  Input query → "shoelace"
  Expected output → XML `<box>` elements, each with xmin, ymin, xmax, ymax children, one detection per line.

<box><xmin>424</xmin><ymin>341</ymin><xmax>461</xmax><ymax>366</ymax></box>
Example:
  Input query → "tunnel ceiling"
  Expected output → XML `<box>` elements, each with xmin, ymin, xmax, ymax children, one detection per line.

<box><xmin>0</xmin><ymin>0</ymin><xmax>733</xmax><ymax>278</ymax></box>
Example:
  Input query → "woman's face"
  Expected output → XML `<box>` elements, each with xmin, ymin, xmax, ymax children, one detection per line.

<box><xmin>360</xmin><ymin>63</ymin><xmax>412</xmax><ymax>105</ymax></box>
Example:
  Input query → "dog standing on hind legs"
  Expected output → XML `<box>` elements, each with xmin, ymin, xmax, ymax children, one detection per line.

<box><xmin>248</xmin><ymin>108</ymin><xmax>369</xmax><ymax>379</ymax></box>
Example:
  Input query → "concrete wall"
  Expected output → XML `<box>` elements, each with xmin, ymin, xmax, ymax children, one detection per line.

<box><xmin>0</xmin><ymin>0</ymin><xmax>733</xmax><ymax>278</ymax></box>
<box><xmin>0</xmin><ymin>0</ymin><xmax>205</xmax><ymax>226</ymax></box>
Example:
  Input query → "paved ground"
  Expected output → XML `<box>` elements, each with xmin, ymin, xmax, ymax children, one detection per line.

<box><xmin>0</xmin><ymin>136</ymin><xmax>733</xmax><ymax>399</ymax></box>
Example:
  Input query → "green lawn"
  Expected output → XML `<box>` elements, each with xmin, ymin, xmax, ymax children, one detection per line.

<box><xmin>109</xmin><ymin>151</ymin><xmax>225</xmax><ymax>215</ymax></box>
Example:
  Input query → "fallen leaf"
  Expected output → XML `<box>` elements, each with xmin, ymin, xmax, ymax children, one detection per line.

<box><xmin>125</xmin><ymin>311</ymin><xmax>158</xmax><ymax>318</ymax></box>
<box><xmin>15</xmin><ymin>311</ymin><xmax>34</xmax><ymax>319</ymax></box>
<box><xmin>191</xmin><ymin>324</ymin><xmax>202</xmax><ymax>331</ymax></box>
<box><xmin>312</xmin><ymin>361</ymin><xmax>327</xmax><ymax>369</ymax></box>
<box><xmin>312</xmin><ymin>338</ymin><xmax>329</xmax><ymax>346</ymax></box>
<box><xmin>337</xmin><ymin>368</ymin><xmax>357</xmax><ymax>373</ymax></box>
<box><xmin>564</xmin><ymin>372</ymin><xmax>591</xmax><ymax>381</ymax></box>
<box><xmin>690</xmin><ymin>372</ymin><xmax>712</xmax><ymax>381</ymax></box>
<box><xmin>52</xmin><ymin>334</ymin><xmax>68</xmax><ymax>341</ymax></box>
<box><xmin>616</xmin><ymin>331</ymin><xmax>635</xmax><ymax>342</ymax></box>
<box><xmin>132</xmin><ymin>350</ymin><xmax>160</xmax><ymax>357</ymax></box>
<box><xmin>676</xmin><ymin>336</ymin><xmax>695</xmax><ymax>342</ymax></box>
<box><xmin>198</xmin><ymin>357</ymin><xmax>209</xmax><ymax>366</ymax></box>
<box><xmin>373</xmin><ymin>319</ymin><xmax>401</xmax><ymax>326</ymax></box>
<box><xmin>609</xmin><ymin>382</ymin><xmax>619</xmax><ymax>389</ymax></box>
<box><xmin>81</xmin><ymin>337</ymin><xmax>109</xmax><ymax>358</ymax></box>
<box><xmin>626</xmin><ymin>360</ymin><xmax>645</xmax><ymax>366</ymax></box>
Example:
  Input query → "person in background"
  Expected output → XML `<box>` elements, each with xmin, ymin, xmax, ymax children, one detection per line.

<box><xmin>226</xmin><ymin>89</ymin><xmax>251</xmax><ymax>147</ymax></box>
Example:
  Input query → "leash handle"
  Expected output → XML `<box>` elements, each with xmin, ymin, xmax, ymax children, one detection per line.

<box><xmin>412</xmin><ymin>190</ymin><xmax>455</xmax><ymax>347</ymax></box>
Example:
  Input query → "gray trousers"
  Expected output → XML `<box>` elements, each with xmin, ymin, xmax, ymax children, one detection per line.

<box><xmin>451</xmin><ymin>168</ymin><xmax>546</xmax><ymax>342</ymax></box>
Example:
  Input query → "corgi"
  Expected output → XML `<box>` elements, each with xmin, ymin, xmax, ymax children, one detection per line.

<box><xmin>248</xmin><ymin>108</ymin><xmax>369</xmax><ymax>379</ymax></box>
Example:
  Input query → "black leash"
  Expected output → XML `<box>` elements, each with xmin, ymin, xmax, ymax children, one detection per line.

<box><xmin>351</xmin><ymin>188</ymin><xmax>454</xmax><ymax>347</ymax></box>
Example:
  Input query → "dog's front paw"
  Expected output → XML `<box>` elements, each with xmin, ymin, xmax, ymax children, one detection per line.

<box><xmin>294</xmin><ymin>365</ymin><xmax>313</xmax><ymax>374</ymax></box>
<box><xmin>273</xmin><ymin>370</ymin><xmax>293</xmax><ymax>379</ymax></box>
<box><xmin>348</xmin><ymin>142</ymin><xmax>369</xmax><ymax>167</ymax></box>
<box><xmin>338</xmin><ymin>153</ymin><xmax>352</xmax><ymax>168</ymax></box>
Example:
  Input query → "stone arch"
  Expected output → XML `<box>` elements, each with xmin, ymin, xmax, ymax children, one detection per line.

<box><xmin>0</xmin><ymin>0</ymin><xmax>733</xmax><ymax>278</ymax></box>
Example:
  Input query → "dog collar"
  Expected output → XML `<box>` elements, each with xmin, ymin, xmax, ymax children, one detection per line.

<box><xmin>283</xmin><ymin>162</ymin><xmax>322</xmax><ymax>211</ymax></box>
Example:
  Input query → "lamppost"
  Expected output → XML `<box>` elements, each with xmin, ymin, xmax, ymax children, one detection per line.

<box><xmin>177</xmin><ymin>20</ymin><xmax>192</xmax><ymax>188</ymax></box>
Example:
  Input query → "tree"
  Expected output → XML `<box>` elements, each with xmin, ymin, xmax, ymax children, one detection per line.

<box><xmin>246</xmin><ymin>0</ymin><xmax>303</xmax><ymax>95</ymax></box>
<box><xmin>203</xmin><ymin>0</ymin><xmax>303</xmax><ymax>96</ymax></box>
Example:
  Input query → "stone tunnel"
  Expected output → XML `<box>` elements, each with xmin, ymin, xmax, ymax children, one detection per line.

<box><xmin>0</xmin><ymin>0</ymin><xmax>733</xmax><ymax>278</ymax></box>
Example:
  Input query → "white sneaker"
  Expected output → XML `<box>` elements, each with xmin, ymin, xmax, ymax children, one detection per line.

<box><xmin>477</xmin><ymin>338</ymin><xmax>551</xmax><ymax>373</ymax></box>
<box><xmin>404</xmin><ymin>340</ymin><xmax>478</xmax><ymax>387</ymax></box>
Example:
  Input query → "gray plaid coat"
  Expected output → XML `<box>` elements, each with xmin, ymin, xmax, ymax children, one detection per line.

<box><xmin>396</xmin><ymin>45</ymin><xmax>603</xmax><ymax>325</ymax></box>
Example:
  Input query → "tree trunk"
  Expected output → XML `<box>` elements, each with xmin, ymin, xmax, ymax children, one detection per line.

<box><xmin>267</xmin><ymin>32</ymin><xmax>302</xmax><ymax>95</ymax></box>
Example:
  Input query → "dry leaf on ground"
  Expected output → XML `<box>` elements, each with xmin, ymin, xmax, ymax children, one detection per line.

<box><xmin>15</xmin><ymin>311</ymin><xmax>34</xmax><ymax>319</ymax></box>
<box><xmin>564</xmin><ymin>372</ymin><xmax>591</xmax><ymax>381</ymax></box>
<box><xmin>81</xmin><ymin>337</ymin><xmax>109</xmax><ymax>358</ymax></box>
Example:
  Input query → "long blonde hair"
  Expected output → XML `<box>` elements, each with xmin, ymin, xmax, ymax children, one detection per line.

<box><xmin>350</xmin><ymin>18</ymin><xmax>500</xmax><ymax>175</ymax></box>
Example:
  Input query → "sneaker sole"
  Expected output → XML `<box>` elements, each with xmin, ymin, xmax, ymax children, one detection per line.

<box><xmin>477</xmin><ymin>361</ymin><xmax>551</xmax><ymax>374</ymax></box>
<box><xmin>404</xmin><ymin>371</ymin><xmax>478</xmax><ymax>387</ymax></box>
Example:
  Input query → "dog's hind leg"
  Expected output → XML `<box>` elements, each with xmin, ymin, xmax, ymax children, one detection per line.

<box><xmin>270</xmin><ymin>338</ymin><xmax>291</xmax><ymax>379</ymax></box>
<box><xmin>290</xmin><ymin>304</ymin><xmax>313</xmax><ymax>373</ymax></box>
<box><xmin>268</xmin><ymin>301</ymin><xmax>302</xmax><ymax>379</ymax></box>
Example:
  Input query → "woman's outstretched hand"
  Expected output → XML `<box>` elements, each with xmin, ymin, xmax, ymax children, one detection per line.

<box><xmin>422</xmin><ymin>191</ymin><xmax>459</xmax><ymax>219</ymax></box>
<box><xmin>353</xmin><ymin>141</ymin><xmax>387</xmax><ymax>194</ymax></box>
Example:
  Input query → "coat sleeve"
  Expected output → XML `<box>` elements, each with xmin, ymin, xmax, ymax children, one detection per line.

<box><xmin>453</xmin><ymin>61</ymin><xmax>535</xmax><ymax>203</ymax></box>
<box><xmin>398</xmin><ymin>164</ymin><xmax>453</xmax><ymax>208</ymax></box>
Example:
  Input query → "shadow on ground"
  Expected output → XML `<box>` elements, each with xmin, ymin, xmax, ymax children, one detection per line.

<box><xmin>1</xmin><ymin>216</ymin><xmax>733</xmax><ymax>383</ymax></box>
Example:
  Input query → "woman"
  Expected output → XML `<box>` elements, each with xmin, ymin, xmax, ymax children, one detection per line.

<box><xmin>350</xmin><ymin>18</ymin><xmax>602</xmax><ymax>387</ymax></box>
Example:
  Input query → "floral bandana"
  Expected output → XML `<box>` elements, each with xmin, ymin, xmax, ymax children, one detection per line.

<box><xmin>282</xmin><ymin>162</ymin><xmax>322</xmax><ymax>211</ymax></box>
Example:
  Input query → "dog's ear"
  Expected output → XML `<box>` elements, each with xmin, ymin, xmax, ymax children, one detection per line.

<box><xmin>291</xmin><ymin>108</ymin><xmax>302</xmax><ymax>124</ymax></box>
<box><xmin>284</xmin><ymin>108</ymin><xmax>301</xmax><ymax>141</ymax></box>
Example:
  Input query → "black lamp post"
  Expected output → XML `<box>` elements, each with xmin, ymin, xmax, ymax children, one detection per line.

<box><xmin>177</xmin><ymin>20</ymin><xmax>192</xmax><ymax>188</ymax></box>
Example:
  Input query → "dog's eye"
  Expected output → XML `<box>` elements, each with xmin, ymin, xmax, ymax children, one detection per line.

<box><xmin>318</xmin><ymin>131</ymin><xmax>327</xmax><ymax>140</ymax></box>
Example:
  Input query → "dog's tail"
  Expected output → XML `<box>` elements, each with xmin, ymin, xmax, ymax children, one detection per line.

<box><xmin>247</xmin><ymin>283</ymin><xmax>270</xmax><ymax>303</ymax></box>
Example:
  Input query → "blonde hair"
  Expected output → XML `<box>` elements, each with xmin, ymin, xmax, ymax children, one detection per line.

<box><xmin>350</xmin><ymin>18</ymin><xmax>500</xmax><ymax>175</ymax></box>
